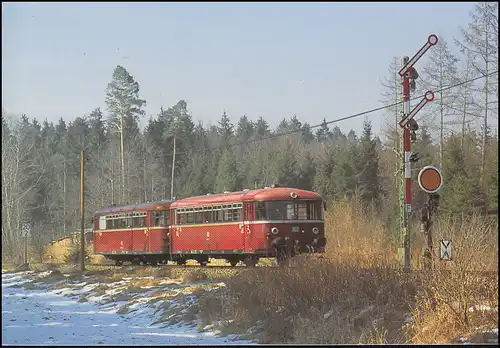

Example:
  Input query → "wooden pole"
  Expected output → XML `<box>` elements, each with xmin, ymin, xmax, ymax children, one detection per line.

<box><xmin>170</xmin><ymin>136</ymin><xmax>176</xmax><ymax>200</ymax></box>
<box><xmin>24</xmin><ymin>235</ymin><xmax>28</xmax><ymax>265</ymax></box>
<box><xmin>80</xmin><ymin>151</ymin><xmax>85</xmax><ymax>272</ymax></box>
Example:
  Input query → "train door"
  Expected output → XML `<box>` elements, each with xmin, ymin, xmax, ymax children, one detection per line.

<box><xmin>136</xmin><ymin>211</ymin><xmax>148</xmax><ymax>253</ymax></box>
<box><xmin>146</xmin><ymin>211</ymin><xmax>151</xmax><ymax>252</ymax></box>
<box><xmin>126</xmin><ymin>212</ymin><xmax>134</xmax><ymax>252</ymax></box>
<box><xmin>165</xmin><ymin>209</ymin><xmax>172</xmax><ymax>255</ymax></box>
<box><xmin>244</xmin><ymin>202</ymin><xmax>254</xmax><ymax>252</ymax></box>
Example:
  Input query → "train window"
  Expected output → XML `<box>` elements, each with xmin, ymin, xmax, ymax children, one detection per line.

<box><xmin>106</xmin><ymin>219</ymin><xmax>113</xmax><ymax>229</ymax></box>
<box><xmin>223</xmin><ymin>209</ymin><xmax>232</xmax><ymax>222</ymax></box>
<box><xmin>126</xmin><ymin>215</ymin><xmax>133</xmax><ymax>228</ymax></box>
<box><xmin>256</xmin><ymin>202</ymin><xmax>266</xmax><ymax>220</ymax></box>
<box><xmin>266</xmin><ymin>201</ymin><xmax>285</xmax><ymax>220</ymax></box>
<box><xmin>308</xmin><ymin>201</ymin><xmax>323</xmax><ymax>220</ymax></box>
<box><xmin>134</xmin><ymin>217</ymin><xmax>145</xmax><ymax>228</ymax></box>
<box><xmin>195</xmin><ymin>212</ymin><xmax>203</xmax><ymax>224</ymax></box>
<box><xmin>99</xmin><ymin>216</ymin><xmax>106</xmax><ymax>230</ymax></box>
<box><xmin>187</xmin><ymin>213</ymin><xmax>194</xmax><ymax>224</ymax></box>
<box><xmin>204</xmin><ymin>211</ymin><xmax>212</xmax><ymax>223</ymax></box>
<box><xmin>152</xmin><ymin>211</ymin><xmax>169</xmax><ymax>227</ymax></box>
<box><xmin>176</xmin><ymin>212</ymin><xmax>186</xmax><ymax>225</ymax></box>
<box><xmin>215</xmin><ymin>210</ymin><xmax>224</xmax><ymax>222</ymax></box>
<box><xmin>297</xmin><ymin>203</ymin><xmax>308</xmax><ymax>220</ymax></box>
<box><xmin>286</xmin><ymin>203</ymin><xmax>297</xmax><ymax>220</ymax></box>
<box><xmin>232</xmin><ymin>208</ymin><xmax>241</xmax><ymax>221</ymax></box>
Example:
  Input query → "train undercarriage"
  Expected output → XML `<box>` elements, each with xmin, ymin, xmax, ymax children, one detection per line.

<box><xmin>102</xmin><ymin>237</ymin><xmax>326</xmax><ymax>267</ymax></box>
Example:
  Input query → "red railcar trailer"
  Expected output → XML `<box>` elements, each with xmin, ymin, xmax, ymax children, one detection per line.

<box><xmin>93</xmin><ymin>201</ymin><xmax>173</xmax><ymax>265</ymax></box>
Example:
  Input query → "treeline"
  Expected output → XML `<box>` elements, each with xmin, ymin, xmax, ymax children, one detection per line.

<box><xmin>1</xmin><ymin>2</ymin><xmax>498</xmax><ymax>262</ymax></box>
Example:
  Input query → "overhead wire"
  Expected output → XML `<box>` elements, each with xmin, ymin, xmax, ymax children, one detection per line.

<box><xmin>163</xmin><ymin>70</ymin><xmax>498</xmax><ymax>157</ymax></box>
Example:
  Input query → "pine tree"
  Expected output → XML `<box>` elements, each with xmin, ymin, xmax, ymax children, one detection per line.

<box><xmin>217</xmin><ymin>111</ymin><xmax>234</xmax><ymax>147</ymax></box>
<box><xmin>214</xmin><ymin>150</ymin><xmax>240</xmax><ymax>192</ymax></box>
<box><xmin>105</xmin><ymin>65</ymin><xmax>146</xmax><ymax>204</ymax></box>
<box><xmin>315</xmin><ymin>118</ymin><xmax>332</xmax><ymax>143</ymax></box>
<box><xmin>313</xmin><ymin>144</ymin><xmax>337</xmax><ymax>200</ymax></box>
<box><xmin>356</xmin><ymin>121</ymin><xmax>381</xmax><ymax>208</ymax></box>
<box><xmin>236</xmin><ymin>114</ymin><xmax>255</xmax><ymax>142</ymax></box>
<box><xmin>440</xmin><ymin>134</ymin><xmax>486</xmax><ymax>215</ymax></box>
<box><xmin>301</xmin><ymin>122</ymin><xmax>315</xmax><ymax>143</ymax></box>
<box><xmin>254</xmin><ymin>116</ymin><xmax>271</xmax><ymax>138</ymax></box>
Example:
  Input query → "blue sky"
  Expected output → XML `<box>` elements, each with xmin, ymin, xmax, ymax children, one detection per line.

<box><xmin>2</xmin><ymin>2</ymin><xmax>476</xmax><ymax>135</ymax></box>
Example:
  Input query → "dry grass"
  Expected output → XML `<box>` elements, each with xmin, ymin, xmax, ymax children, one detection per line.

<box><xmin>197</xmin><ymin>197</ymin><xmax>498</xmax><ymax>344</ymax></box>
<box><xmin>324</xmin><ymin>196</ymin><xmax>398</xmax><ymax>267</ymax></box>
<box><xmin>208</xmin><ymin>259</ymin><xmax>415</xmax><ymax>344</ymax></box>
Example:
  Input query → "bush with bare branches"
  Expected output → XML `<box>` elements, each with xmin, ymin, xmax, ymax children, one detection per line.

<box><xmin>410</xmin><ymin>214</ymin><xmax>498</xmax><ymax>343</ymax></box>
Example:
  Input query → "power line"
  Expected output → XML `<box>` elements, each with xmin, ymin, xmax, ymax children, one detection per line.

<box><xmin>164</xmin><ymin>70</ymin><xmax>498</xmax><ymax>157</ymax></box>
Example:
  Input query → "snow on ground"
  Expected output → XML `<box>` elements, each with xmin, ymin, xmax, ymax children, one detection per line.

<box><xmin>2</xmin><ymin>271</ymin><xmax>256</xmax><ymax>346</ymax></box>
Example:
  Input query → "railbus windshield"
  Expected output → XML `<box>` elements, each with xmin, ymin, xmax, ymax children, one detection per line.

<box><xmin>255</xmin><ymin>200</ymin><xmax>323</xmax><ymax>221</ymax></box>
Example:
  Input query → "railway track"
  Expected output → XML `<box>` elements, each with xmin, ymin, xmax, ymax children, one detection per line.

<box><xmin>87</xmin><ymin>262</ymin><xmax>281</xmax><ymax>270</ymax></box>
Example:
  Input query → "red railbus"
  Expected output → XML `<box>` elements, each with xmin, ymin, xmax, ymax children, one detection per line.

<box><xmin>93</xmin><ymin>201</ymin><xmax>173</xmax><ymax>265</ymax></box>
<box><xmin>169</xmin><ymin>186</ymin><xmax>326</xmax><ymax>266</ymax></box>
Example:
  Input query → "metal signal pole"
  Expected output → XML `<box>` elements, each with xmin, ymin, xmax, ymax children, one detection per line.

<box><xmin>398</xmin><ymin>34</ymin><xmax>438</xmax><ymax>271</ymax></box>
<box><xmin>80</xmin><ymin>151</ymin><xmax>85</xmax><ymax>272</ymax></box>
<box><xmin>402</xmin><ymin>70</ymin><xmax>412</xmax><ymax>270</ymax></box>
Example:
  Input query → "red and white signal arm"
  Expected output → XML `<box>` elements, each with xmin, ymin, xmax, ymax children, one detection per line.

<box><xmin>418</xmin><ymin>166</ymin><xmax>443</xmax><ymax>193</ymax></box>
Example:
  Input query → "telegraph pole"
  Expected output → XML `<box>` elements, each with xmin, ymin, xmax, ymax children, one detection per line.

<box><xmin>80</xmin><ymin>151</ymin><xmax>85</xmax><ymax>272</ymax></box>
<box><xmin>21</xmin><ymin>223</ymin><xmax>30</xmax><ymax>267</ymax></box>
<box><xmin>170</xmin><ymin>136</ymin><xmax>176</xmax><ymax>200</ymax></box>
<box><xmin>398</xmin><ymin>34</ymin><xmax>438</xmax><ymax>271</ymax></box>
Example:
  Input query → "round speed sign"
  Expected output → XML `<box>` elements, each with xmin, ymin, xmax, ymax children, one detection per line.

<box><xmin>418</xmin><ymin>166</ymin><xmax>443</xmax><ymax>193</ymax></box>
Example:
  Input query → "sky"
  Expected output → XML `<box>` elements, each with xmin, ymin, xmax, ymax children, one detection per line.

<box><xmin>2</xmin><ymin>2</ymin><xmax>477</xmax><ymax>135</ymax></box>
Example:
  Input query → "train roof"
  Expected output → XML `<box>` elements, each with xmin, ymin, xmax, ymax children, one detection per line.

<box><xmin>170</xmin><ymin>187</ymin><xmax>322</xmax><ymax>208</ymax></box>
<box><xmin>94</xmin><ymin>201</ymin><xmax>174</xmax><ymax>215</ymax></box>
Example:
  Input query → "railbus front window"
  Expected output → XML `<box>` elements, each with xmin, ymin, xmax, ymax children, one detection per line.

<box><xmin>264</xmin><ymin>201</ymin><xmax>323</xmax><ymax>220</ymax></box>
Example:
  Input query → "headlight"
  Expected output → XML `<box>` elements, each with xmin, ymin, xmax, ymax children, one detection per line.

<box><xmin>312</xmin><ymin>227</ymin><xmax>319</xmax><ymax>234</ymax></box>
<box><xmin>271</xmin><ymin>227</ymin><xmax>279</xmax><ymax>234</ymax></box>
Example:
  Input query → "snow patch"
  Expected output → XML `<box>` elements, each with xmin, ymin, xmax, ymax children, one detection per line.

<box><xmin>2</xmin><ymin>271</ymin><xmax>254</xmax><ymax>345</ymax></box>
<box><xmin>468</xmin><ymin>305</ymin><xmax>497</xmax><ymax>312</ymax></box>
